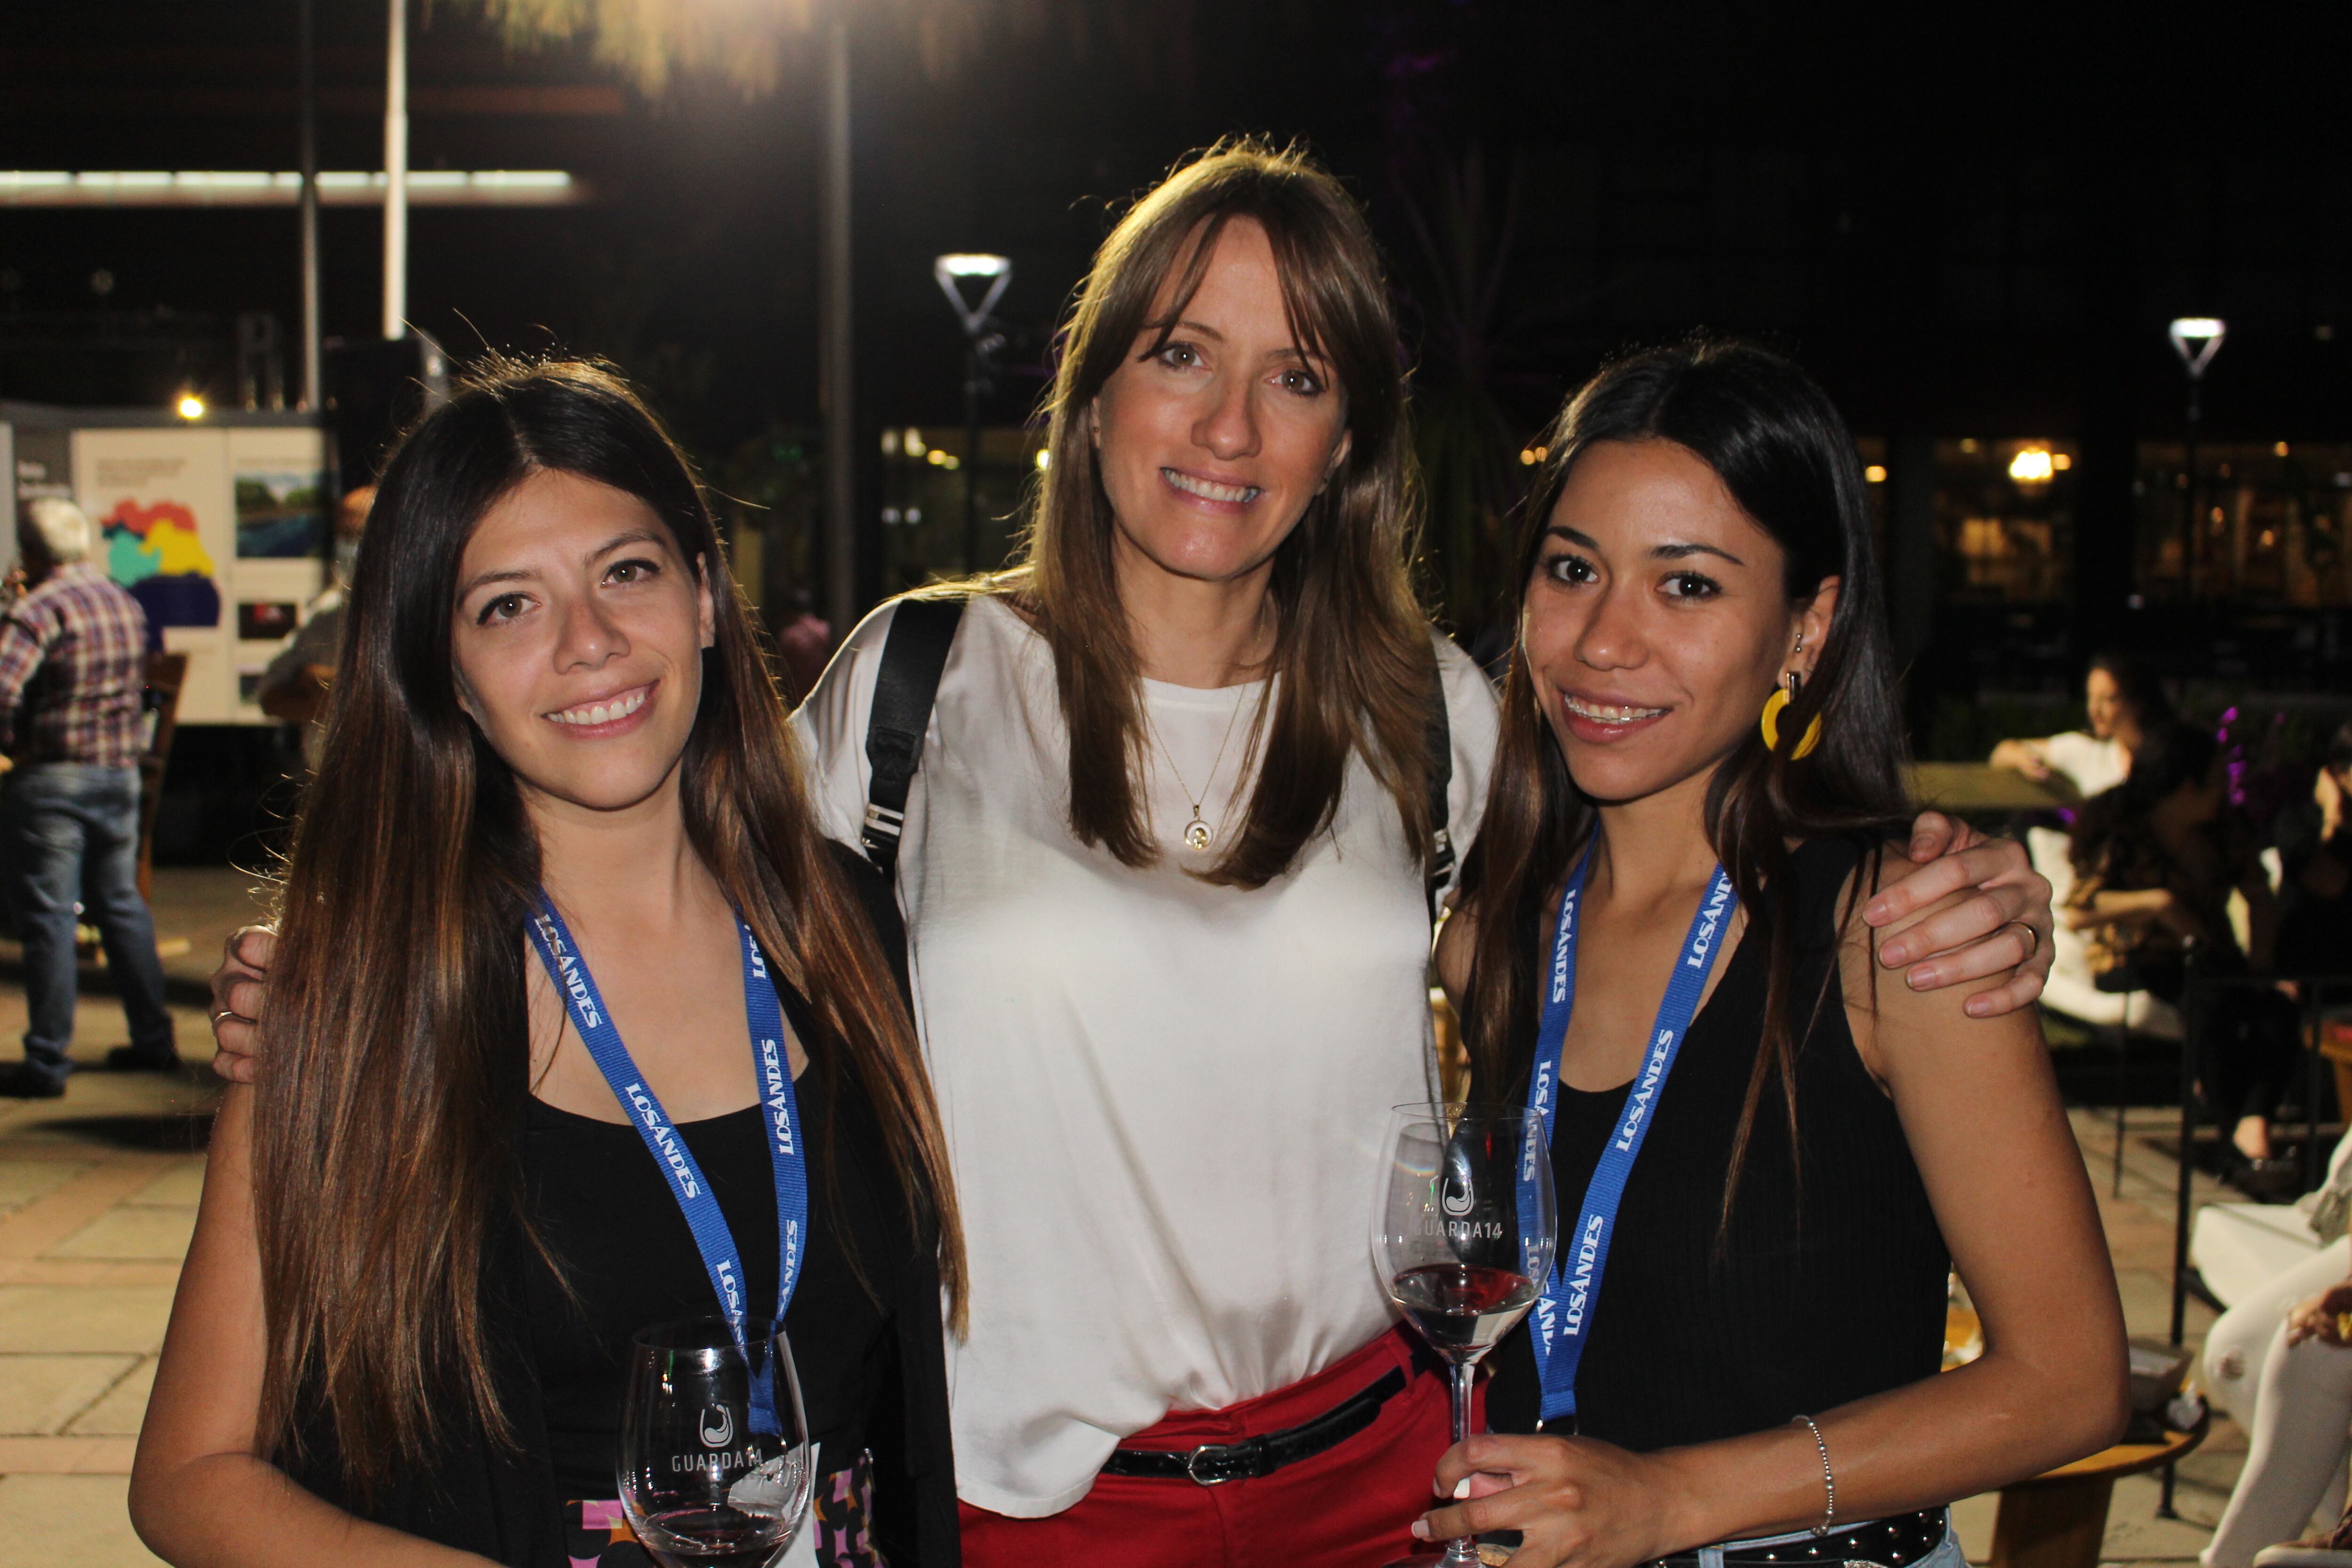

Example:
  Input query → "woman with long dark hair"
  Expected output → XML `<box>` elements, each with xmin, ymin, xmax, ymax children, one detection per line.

<box><xmin>1419</xmin><ymin>342</ymin><xmax>2127</xmax><ymax>1567</ymax></box>
<box><xmin>133</xmin><ymin>362</ymin><xmax>963</xmax><ymax>1567</ymax></box>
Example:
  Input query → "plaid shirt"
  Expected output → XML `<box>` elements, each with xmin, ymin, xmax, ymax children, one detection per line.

<box><xmin>0</xmin><ymin>564</ymin><xmax>150</xmax><ymax>767</ymax></box>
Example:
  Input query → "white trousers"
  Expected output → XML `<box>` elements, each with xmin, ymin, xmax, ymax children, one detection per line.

<box><xmin>2205</xmin><ymin>1320</ymin><xmax>2352</xmax><ymax>1567</ymax></box>
<box><xmin>2208</xmin><ymin>1242</ymin><xmax>2352</xmax><ymax>1423</ymax></box>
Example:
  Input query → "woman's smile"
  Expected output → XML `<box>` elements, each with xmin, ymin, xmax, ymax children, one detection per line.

<box><xmin>1160</xmin><ymin>466</ymin><xmax>1263</xmax><ymax>510</ymax></box>
<box><xmin>542</xmin><ymin>679</ymin><xmax>657</xmax><ymax>734</ymax></box>
<box><xmin>1557</xmin><ymin>690</ymin><xmax>1672</xmax><ymax>745</ymax></box>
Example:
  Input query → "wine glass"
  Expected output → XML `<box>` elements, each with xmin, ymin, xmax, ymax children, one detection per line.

<box><xmin>618</xmin><ymin>1317</ymin><xmax>815</xmax><ymax>1568</ymax></box>
<box><xmin>1373</xmin><ymin>1102</ymin><xmax>1557</xmax><ymax>1568</ymax></box>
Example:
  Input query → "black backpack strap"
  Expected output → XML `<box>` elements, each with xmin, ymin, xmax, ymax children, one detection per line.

<box><xmin>861</xmin><ymin>595</ymin><xmax>966</xmax><ymax>880</ymax></box>
<box><xmin>1425</xmin><ymin>670</ymin><xmax>1455</xmax><ymax>924</ymax></box>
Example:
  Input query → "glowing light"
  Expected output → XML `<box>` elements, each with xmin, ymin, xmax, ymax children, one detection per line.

<box><xmin>2052</xmin><ymin>453</ymin><xmax>2073</xmax><ymax>470</ymax></box>
<box><xmin>904</xmin><ymin>429</ymin><xmax>926</xmax><ymax>457</ymax></box>
<box><xmin>1518</xmin><ymin>445</ymin><xmax>1549</xmax><ymax>466</ymax></box>
<box><xmin>175</xmin><ymin>394</ymin><xmax>206</xmax><ymax>420</ymax></box>
<box><xmin>2275</xmin><ymin>441</ymin><xmax>2290</xmax><ymax>456</ymax></box>
<box><xmin>2008</xmin><ymin>448</ymin><xmax>2055</xmax><ymax>483</ymax></box>
<box><xmin>1034</xmin><ymin>448</ymin><xmax>1051</xmax><ymax>471</ymax></box>
<box><xmin>0</xmin><ymin>170</ymin><xmax>579</xmax><ymax>207</ymax></box>
<box><xmin>1864</xmin><ymin>465</ymin><xmax>1888</xmax><ymax>484</ymax></box>
<box><xmin>936</xmin><ymin>253</ymin><xmax>1011</xmax><ymax>279</ymax></box>
<box><xmin>2169</xmin><ymin>317</ymin><xmax>2226</xmax><ymax>377</ymax></box>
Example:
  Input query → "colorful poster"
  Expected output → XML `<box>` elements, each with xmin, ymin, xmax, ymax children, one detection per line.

<box><xmin>100</xmin><ymin>496</ymin><xmax>223</xmax><ymax>630</ymax></box>
<box><xmin>73</xmin><ymin>428</ymin><xmax>235</xmax><ymax>722</ymax></box>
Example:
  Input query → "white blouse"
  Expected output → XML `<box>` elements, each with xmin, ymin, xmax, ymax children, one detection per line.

<box><xmin>793</xmin><ymin>595</ymin><xmax>1499</xmax><ymax>1516</ymax></box>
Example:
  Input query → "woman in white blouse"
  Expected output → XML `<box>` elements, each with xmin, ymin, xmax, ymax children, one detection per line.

<box><xmin>210</xmin><ymin>142</ymin><xmax>2058</xmax><ymax>1568</ymax></box>
<box><xmin>789</xmin><ymin>143</ymin><xmax>2057</xmax><ymax>1568</ymax></box>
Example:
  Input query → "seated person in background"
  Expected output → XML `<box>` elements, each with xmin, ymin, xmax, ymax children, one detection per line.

<box><xmin>2275</xmin><ymin>722</ymin><xmax>2352</xmax><ymax>981</ymax></box>
<box><xmin>2069</xmin><ymin>721</ymin><xmax>2298</xmax><ymax>1191</ymax></box>
<box><xmin>1991</xmin><ymin>650</ymin><xmax>2173</xmax><ymax>800</ymax></box>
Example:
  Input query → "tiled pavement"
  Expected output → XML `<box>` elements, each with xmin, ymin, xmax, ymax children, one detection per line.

<box><xmin>0</xmin><ymin>868</ymin><xmax>2314</xmax><ymax>1565</ymax></box>
<box><xmin>0</xmin><ymin>867</ymin><xmax>257</xmax><ymax>1568</ymax></box>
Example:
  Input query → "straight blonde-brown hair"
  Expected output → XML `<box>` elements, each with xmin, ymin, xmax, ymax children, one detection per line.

<box><xmin>1000</xmin><ymin>138</ymin><xmax>1438</xmax><ymax>885</ymax></box>
<box><xmin>250</xmin><ymin>359</ymin><xmax>965</xmax><ymax>1495</ymax></box>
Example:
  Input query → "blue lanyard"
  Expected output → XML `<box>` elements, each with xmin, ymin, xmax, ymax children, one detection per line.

<box><xmin>1518</xmin><ymin>843</ymin><xmax>1736</xmax><ymax>1425</ymax></box>
<box><xmin>524</xmin><ymin>898</ymin><xmax>808</xmax><ymax>1434</ymax></box>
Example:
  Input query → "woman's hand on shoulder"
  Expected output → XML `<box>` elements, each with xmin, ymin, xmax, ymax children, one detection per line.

<box><xmin>1864</xmin><ymin>812</ymin><xmax>2052</xmax><ymax>1018</ymax></box>
<box><xmin>208</xmin><ymin>927</ymin><xmax>274</xmax><ymax>1084</ymax></box>
<box><xmin>1415</xmin><ymin>1432</ymin><xmax>1698</xmax><ymax>1568</ymax></box>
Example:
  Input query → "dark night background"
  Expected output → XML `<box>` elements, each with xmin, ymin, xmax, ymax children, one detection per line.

<box><xmin>7</xmin><ymin>1</ymin><xmax>2352</xmax><ymax>860</ymax></box>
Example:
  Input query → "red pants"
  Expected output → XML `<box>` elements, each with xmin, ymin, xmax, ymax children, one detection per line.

<box><xmin>959</xmin><ymin>1327</ymin><xmax>1466</xmax><ymax>1568</ymax></box>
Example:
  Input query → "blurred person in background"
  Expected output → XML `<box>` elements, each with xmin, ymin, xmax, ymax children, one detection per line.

<box><xmin>257</xmin><ymin>485</ymin><xmax>374</xmax><ymax>770</ymax></box>
<box><xmin>2273</xmin><ymin>721</ymin><xmax>2352</xmax><ymax>981</ymax></box>
<box><xmin>2068</xmin><ymin>721</ymin><xmax>2299</xmax><ymax>1193</ymax></box>
<box><xmin>1991</xmin><ymin>650</ymin><xmax>2174</xmax><ymax>799</ymax></box>
<box><xmin>771</xmin><ymin>587</ymin><xmax>831</xmax><ymax>706</ymax></box>
<box><xmin>0</xmin><ymin>497</ymin><xmax>177</xmax><ymax>1096</ymax></box>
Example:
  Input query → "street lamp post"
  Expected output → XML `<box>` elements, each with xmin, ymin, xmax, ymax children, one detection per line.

<box><xmin>934</xmin><ymin>253</ymin><xmax>1012</xmax><ymax>573</ymax></box>
<box><xmin>382</xmin><ymin>0</ymin><xmax>408</xmax><ymax>340</ymax></box>
<box><xmin>819</xmin><ymin>17</ymin><xmax>854</xmax><ymax>643</ymax></box>
<box><xmin>2168</xmin><ymin>317</ymin><xmax>2225</xmax><ymax>599</ymax></box>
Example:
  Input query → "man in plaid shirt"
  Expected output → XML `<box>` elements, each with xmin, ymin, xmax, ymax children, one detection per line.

<box><xmin>0</xmin><ymin>498</ymin><xmax>176</xmax><ymax>1096</ymax></box>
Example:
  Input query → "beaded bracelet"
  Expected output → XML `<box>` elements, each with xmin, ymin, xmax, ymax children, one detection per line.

<box><xmin>1792</xmin><ymin>1414</ymin><xmax>1835</xmax><ymax>1537</ymax></box>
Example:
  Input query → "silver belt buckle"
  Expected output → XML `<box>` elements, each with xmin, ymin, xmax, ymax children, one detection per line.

<box><xmin>1185</xmin><ymin>1443</ymin><xmax>1240</xmax><ymax>1486</ymax></box>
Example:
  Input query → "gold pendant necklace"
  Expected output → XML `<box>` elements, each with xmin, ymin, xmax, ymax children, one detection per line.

<box><xmin>1147</xmin><ymin>687</ymin><xmax>1254</xmax><ymax>852</ymax></box>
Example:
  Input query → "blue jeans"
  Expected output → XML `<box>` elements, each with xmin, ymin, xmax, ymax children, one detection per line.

<box><xmin>1</xmin><ymin>763</ymin><xmax>174</xmax><ymax>1083</ymax></box>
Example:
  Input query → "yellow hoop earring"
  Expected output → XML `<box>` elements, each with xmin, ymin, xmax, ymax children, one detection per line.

<box><xmin>1760</xmin><ymin>677</ymin><xmax>1822</xmax><ymax>759</ymax></box>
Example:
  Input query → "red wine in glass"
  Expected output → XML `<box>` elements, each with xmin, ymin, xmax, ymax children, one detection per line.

<box><xmin>1390</xmin><ymin>1263</ymin><xmax>1538</xmax><ymax>1361</ymax></box>
<box><xmin>1373</xmin><ymin>1105</ymin><xmax>1556</xmax><ymax>1568</ymax></box>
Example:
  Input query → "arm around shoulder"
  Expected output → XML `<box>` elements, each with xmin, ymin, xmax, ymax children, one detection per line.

<box><xmin>1845</xmin><ymin>852</ymin><xmax>2130</xmax><ymax>1471</ymax></box>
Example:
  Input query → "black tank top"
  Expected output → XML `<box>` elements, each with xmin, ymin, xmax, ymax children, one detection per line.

<box><xmin>1485</xmin><ymin>836</ymin><xmax>1951</xmax><ymax>1451</ymax></box>
<box><xmin>523</xmin><ymin>1050</ymin><xmax>898</xmax><ymax>1497</ymax></box>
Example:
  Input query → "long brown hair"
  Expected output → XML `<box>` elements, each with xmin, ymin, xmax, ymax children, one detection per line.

<box><xmin>997</xmin><ymin>138</ymin><xmax>1436</xmax><ymax>887</ymax></box>
<box><xmin>1456</xmin><ymin>341</ymin><xmax>1913</xmax><ymax>1215</ymax></box>
<box><xmin>250</xmin><ymin>358</ymin><xmax>965</xmax><ymax>1494</ymax></box>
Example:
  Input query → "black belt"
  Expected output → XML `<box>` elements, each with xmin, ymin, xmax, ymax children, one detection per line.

<box><xmin>1099</xmin><ymin>1367</ymin><xmax>1408</xmax><ymax>1486</ymax></box>
<box><xmin>1645</xmin><ymin>1510</ymin><xmax>1948</xmax><ymax>1568</ymax></box>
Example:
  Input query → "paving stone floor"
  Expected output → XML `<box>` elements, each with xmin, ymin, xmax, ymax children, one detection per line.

<box><xmin>0</xmin><ymin>868</ymin><xmax>2316</xmax><ymax>1565</ymax></box>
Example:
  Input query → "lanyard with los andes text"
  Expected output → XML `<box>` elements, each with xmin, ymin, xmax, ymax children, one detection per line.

<box><xmin>1518</xmin><ymin>843</ymin><xmax>1736</xmax><ymax>1425</ymax></box>
<box><xmin>525</xmin><ymin>899</ymin><xmax>807</xmax><ymax>1435</ymax></box>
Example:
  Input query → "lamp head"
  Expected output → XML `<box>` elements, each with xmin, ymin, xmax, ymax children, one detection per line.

<box><xmin>2169</xmin><ymin>317</ymin><xmax>2226</xmax><ymax>378</ymax></box>
<box><xmin>934</xmin><ymin>253</ymin><xmax>1013</xmax><ymax>335</ymax></box>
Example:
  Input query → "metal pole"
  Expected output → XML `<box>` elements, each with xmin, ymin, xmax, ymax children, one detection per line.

<box><xmin>963</xmin><ymin>339</ymin><xmax>983</xmax><ymax>573</ymax></box>
<box><xmin>382</xmin><ymin>0</ymin><xmax>408</xmax><ymax>340</ymax></box>
<box><xmin>2183</xmin><ymin>378</ymin><xmax>2201</xmax><ymax>599</ymax></box>
<box><xmin>2161</xmin><ymin>963</ymin><xmax>2200</xmax><ymax>1519</ymax></box>
<box><xmin>818</xmin><ymin>16</ymin><xmax>855</xmax><ymax>639</ymax></box>
<box><xmin>298</xmin><ymin>0</ymin><xmax>321</xmax><ymax>409</ymax></box>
